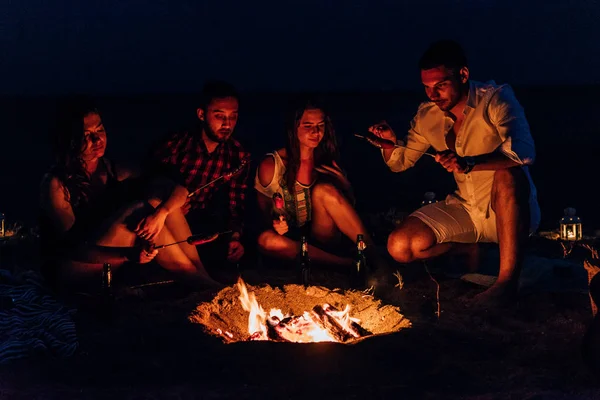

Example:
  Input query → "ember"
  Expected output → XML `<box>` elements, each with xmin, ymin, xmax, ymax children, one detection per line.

<box><xmin>189</xmin><ymin>278</ymin><xmax>411</xmax><ymax>344</ymax></box>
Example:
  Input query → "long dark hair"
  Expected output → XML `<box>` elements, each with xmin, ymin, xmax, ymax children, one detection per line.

<box><xmin>50</xmin><ymin>97</ymin><xmax>101</xmax><ymax>209</ymax></box>
<box><xmin>284</xmin><ymin>99</ymin><xmax>340</xmax><ymax>192</ymax></box>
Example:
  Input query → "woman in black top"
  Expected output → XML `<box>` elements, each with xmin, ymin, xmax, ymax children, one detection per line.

<box><xmin>39</xmin><ymin>98</ymin><xmax>221</xmax><ymax>292</ymax></box>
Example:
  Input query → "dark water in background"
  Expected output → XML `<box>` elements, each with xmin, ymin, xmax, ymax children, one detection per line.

<box><xmin>0</xmin><ymin>86</ymin><xmax>598</xmax><ymax>234</ymax></box>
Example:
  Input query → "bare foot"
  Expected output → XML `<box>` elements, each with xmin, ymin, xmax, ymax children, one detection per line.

<box><xmin>468</xmin><ymin>281</ymin><xmax>518</xmax><ymax>309</ymax></box>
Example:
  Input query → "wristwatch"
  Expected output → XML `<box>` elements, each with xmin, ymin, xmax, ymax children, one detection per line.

<box><xmin>464</xmin><ymin>156</ymin><xmax>475</xmax><ymax>174</ymax></box>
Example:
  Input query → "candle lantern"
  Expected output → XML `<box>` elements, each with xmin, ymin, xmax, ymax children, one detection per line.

<box><xmin>0</xmin><ymin>213</ymin><xmax>4</xmax><ymax>237</ymax></box>
<box><xmin>421</xmin><ymin>192</ymin><xmax>437</xmax><ymax>207</ymax></box>
<box><xmin>560</xmin><ymin>207</ymin><xmax>582</xmax><ymax>241</ymax></box>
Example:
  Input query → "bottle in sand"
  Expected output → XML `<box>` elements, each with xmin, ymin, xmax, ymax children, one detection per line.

<box><xmin>101</xmin><ymin>263</ymin><xmax>115</xmax><ymax>320</ymax></box>
<box><xmin>297</xmin><ymin>236</ymin><xmax>311</xmax><ymax>286</ymax></box>
<box><xmin>353</xmin><ymin>234</ymin><xmax>369</xmax><ymax>289</ymax></box>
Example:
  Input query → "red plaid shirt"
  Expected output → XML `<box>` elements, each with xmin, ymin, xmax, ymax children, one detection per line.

<box><xmin>151</xmin><ymin>130</ymin><xmax>250</xmax><ymax>236</ymax></box>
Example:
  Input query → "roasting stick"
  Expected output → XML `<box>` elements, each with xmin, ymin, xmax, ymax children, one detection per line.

<box><xmin>354</xmin><ymin>133</ymin><xmax>435</xmax><ymax>158</ymax></box>
<box><xmin>127</xmin><ymin>231</ymin><xmax>232</xmax><ymax>290</ymax></box>
<box><xmin>152</xmin><ymin>231</ymin><xmax>232</xmax><ymax>250</ymax></box>
<box><xmin>187</xmin><ymin>159</ymin><xmax>249</xmax><ymax>198</ymax></box>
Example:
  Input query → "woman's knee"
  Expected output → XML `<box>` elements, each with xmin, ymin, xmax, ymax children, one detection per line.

<box><xmin>147</xmin><ymin>197</ymin><xmax>162</xmax><ymax>209</ymax></box>
<box><xmin>257</xmin><ymin>230</ymin><xmax>285</xmax><ymax>253</ymax></box>
<box><xmin>311</xmin><ymin>182</ymin><xmax>345</xmax><ymax>205</ymax></box>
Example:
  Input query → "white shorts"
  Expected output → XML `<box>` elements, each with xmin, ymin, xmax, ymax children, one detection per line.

<box><xmin>410</xmin><ymin>201</ymin><xmax>499</xmax><ymax>244</ymax></box>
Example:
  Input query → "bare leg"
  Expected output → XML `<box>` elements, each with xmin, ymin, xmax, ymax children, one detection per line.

<box><xmin>153</xmin><ymin>206</ymin><xmax>222</xmax><ymax>288</ymax></box>
<box><xmin>61</xmin><ymin>201</ymin><xmax>221</xmax><ymax>289</ymax></box>
<box><xmin>475</xmin><ymin>167</ymin><xmax>530</xmax><ymax>303</ymax></box>
<box><xmin>257</xmin><ymin>182</ymin><xmax>382</xmax><ymax>268</ymax></box>
<box><xmin>310</xmin><ymin>183</ymin><xmax>373</xmax><ymax>247</ymax></box>
<box><xmin>58</xmin><ymin>202</ymin><xmax>149</xmax><ymax>284</ymax></box>
<box><xmin>257</xmin><ymin>230</ymin><xmax>353</xmax><ymax>267</ymax></box>
<box><xmin>387</xmin><ymin>216</ymin><xmax>454</xmax><ymax>263</ymax></box>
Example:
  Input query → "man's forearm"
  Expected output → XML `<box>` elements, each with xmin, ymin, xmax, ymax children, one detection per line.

<box><xmin>472</xmin><ymin>151</ymin><xmax>523</xmax><ymax>171</ymax></box>
<box><xmin>381</xmin><ymin>147</ymin><xmax>396</xmax><ymax>163</ymax></box>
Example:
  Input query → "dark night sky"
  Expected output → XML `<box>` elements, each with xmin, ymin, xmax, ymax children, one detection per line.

<box><xmin>1</xmin><ymin>0</ymin><xmax>599</xmax><ymax>95</ymax></box>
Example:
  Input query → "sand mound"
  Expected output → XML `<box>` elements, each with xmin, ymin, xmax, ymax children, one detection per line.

<box><xmin>189</xmin><ymin>283</ymin><xmax>411</xmax><ymax>343</ymax></box>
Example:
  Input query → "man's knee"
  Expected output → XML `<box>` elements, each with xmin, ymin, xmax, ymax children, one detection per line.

<box><xmin>387</xmin><ymin>229</ymin><xmax>414</xmax><ymax>263</ymax></box>
<box><xmin>387</xmin><ymin>217</ymin><xmax>438</xmax><ymax>263</ymax></box>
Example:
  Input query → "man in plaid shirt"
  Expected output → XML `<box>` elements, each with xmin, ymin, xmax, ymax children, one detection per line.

<box><xmin>138</xmin><ymin>81</ymin><xmax>250</xmax><ymax>271</ymax></box>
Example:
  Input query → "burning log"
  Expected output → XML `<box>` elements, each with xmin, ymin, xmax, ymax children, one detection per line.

<box><xmin>322</xmin><ymin>304</ymin><xmax>372</xmax><ymax>338</ymax></box>
<box><xmin>309</xmin><ymin>305</ymin><xmax>352</xmax><ymax>342</ymax></box>
<box><xmin>236</xmin><ymin>278</ymin><xmax>374</xmax><ymax>343</ymax></box>
<box><xmin>272</xmin><ymin>315</ymin><xmax>323</xmax><ymax>343</ymax></box>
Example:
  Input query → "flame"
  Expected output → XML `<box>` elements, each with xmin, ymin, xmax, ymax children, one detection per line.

<box><xmin>323</xmin><ymin>303</ymin><xmax>361</xmax><ymax>338</ymax></box>
<box><xmin>236</xmin><ymin>277</ymin><xmax>268</xmax><ymax>340</ymax></box>
<box><xmin>303</xmin><ymin>312</ymin><xmax>338</xmax><ymax>342</ymax></box>
<box><xmin>235</xmin><ymin>278</ymin><xmax>362</xmax><ymax>343</ymax></box>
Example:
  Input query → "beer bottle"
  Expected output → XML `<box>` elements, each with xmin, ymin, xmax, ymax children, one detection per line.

<box><xmin>297</xmin><ymin>236</ymin><xmax>311</xmax><ymax>286</ymax></box>
<box><xmin>102</xmin><ymin>263</ymin><xmax>112</xmax><ymax>296</ymax></box>
<box><xmin>353</xmin><ymin>234</ymin><xmax>368</xmax><ymax>289</ymax></box>
<box><xmin>272</xmin><ymin>193</ymin><xmax>289</xmax><ymax>222</ymax></box>
<box><xmin>101</xmin><ymin>263</ymin><xmax>114</xmax><ymax>320</ymax></box>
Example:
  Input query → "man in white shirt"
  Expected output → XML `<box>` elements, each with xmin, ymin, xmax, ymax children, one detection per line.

<box><xmin>371</xmin><ymin>40</ymin><xmax>540</xmax><ymax>304</ymax></box>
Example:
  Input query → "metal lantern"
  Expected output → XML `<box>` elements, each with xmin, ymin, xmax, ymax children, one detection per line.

<box><xmin>560</xmin><ymin>207</ymin><xmax>582</xmax><ymax>241</ymax></box>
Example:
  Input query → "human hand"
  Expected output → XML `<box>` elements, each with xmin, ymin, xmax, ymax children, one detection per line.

<box><xmin>434</xmin><ymin>150</ymin><xmax>467</xmax><ymax>173</ymax></box>
<box><xmin>273</xmin><ymin>215</ymin><xmax>289</xmax><ymax>236</ymax></box>
<box><xmin>138</xmin><ymin>246</ymin><xmax>159</xmax><ymax>264</ymax></box>
<box><xmin>368</xmin><ymin>120</ymin><xmax>397</xmax><ymax>144</ymax></box>
<box><xmin>227</xmin><ymin>240</ymin><xmax>244</xmax><ymax>262</ymax></box>
<box><xmin>134</xmin><ymin>207</ymin><xmax>168</xmax><ymax>242</ymax></box>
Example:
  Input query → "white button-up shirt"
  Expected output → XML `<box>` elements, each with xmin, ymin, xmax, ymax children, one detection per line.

<box><xmin>384</xmin><ymin>80</ymin><xmax>540</xmax><ymax>227</ymax></box>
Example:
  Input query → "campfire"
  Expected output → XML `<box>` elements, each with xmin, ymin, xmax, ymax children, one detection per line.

<box><xmin>189</xmin><ymin>278</ymin><xmax>411</xmax><ymax>344</ymax></box>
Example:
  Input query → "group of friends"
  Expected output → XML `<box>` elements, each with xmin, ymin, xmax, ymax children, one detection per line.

<box><xmin>38</xmin><ymin>40</ymin><xmax>540</xmax><ymax>306</ymax></box>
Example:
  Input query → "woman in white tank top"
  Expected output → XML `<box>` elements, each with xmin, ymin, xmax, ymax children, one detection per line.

<box><xmin>254</xmin><ymin>99</ymin><xmax>381</xmax><ymax>271</ymax></box>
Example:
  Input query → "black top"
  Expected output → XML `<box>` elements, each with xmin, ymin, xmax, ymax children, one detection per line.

<box><xmin>39</xmin><ymin>158</ymin><xmax>139</xmax><ymax>285</ymax></box>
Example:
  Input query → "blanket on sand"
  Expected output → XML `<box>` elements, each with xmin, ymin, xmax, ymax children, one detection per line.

<box><xmin>0</xmin><ymin>269</ymin><xmax>78</xmax><ymax>365</ymax></box>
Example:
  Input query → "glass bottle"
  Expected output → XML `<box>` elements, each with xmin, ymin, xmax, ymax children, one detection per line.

<box><xmin>102</xmin><ymin>263</ymin><xmax>112</xmax><ymax>296</ymax></box>
<box><xmin>353</xmin><ymin>234</ymin><xmax>368</xmax><ymax>289</ymax></box>
<box><xmin>101</xmin><ymin>263</ymin><xmax>115</xmax><ymax>321</ymax></box>
<box><xmin>297</xmin><ymin>236</ymin><xmax>311</xmax><ymax>286</ymax></box>
<box><xmin>272</xmin><ymin>193</ymin><xmax>289</xmax><ymax>221</ymax></box>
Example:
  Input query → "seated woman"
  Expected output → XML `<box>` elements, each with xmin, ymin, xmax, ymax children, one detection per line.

<box><xmin>255</xmin><ymin>99</ymin><xmax>382</xmax><ymax>272</ymax></box>
<box><xmin>39</xmin><ymin>98</ymin><xmax>221</xmax><ymax>293</ymax></box>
